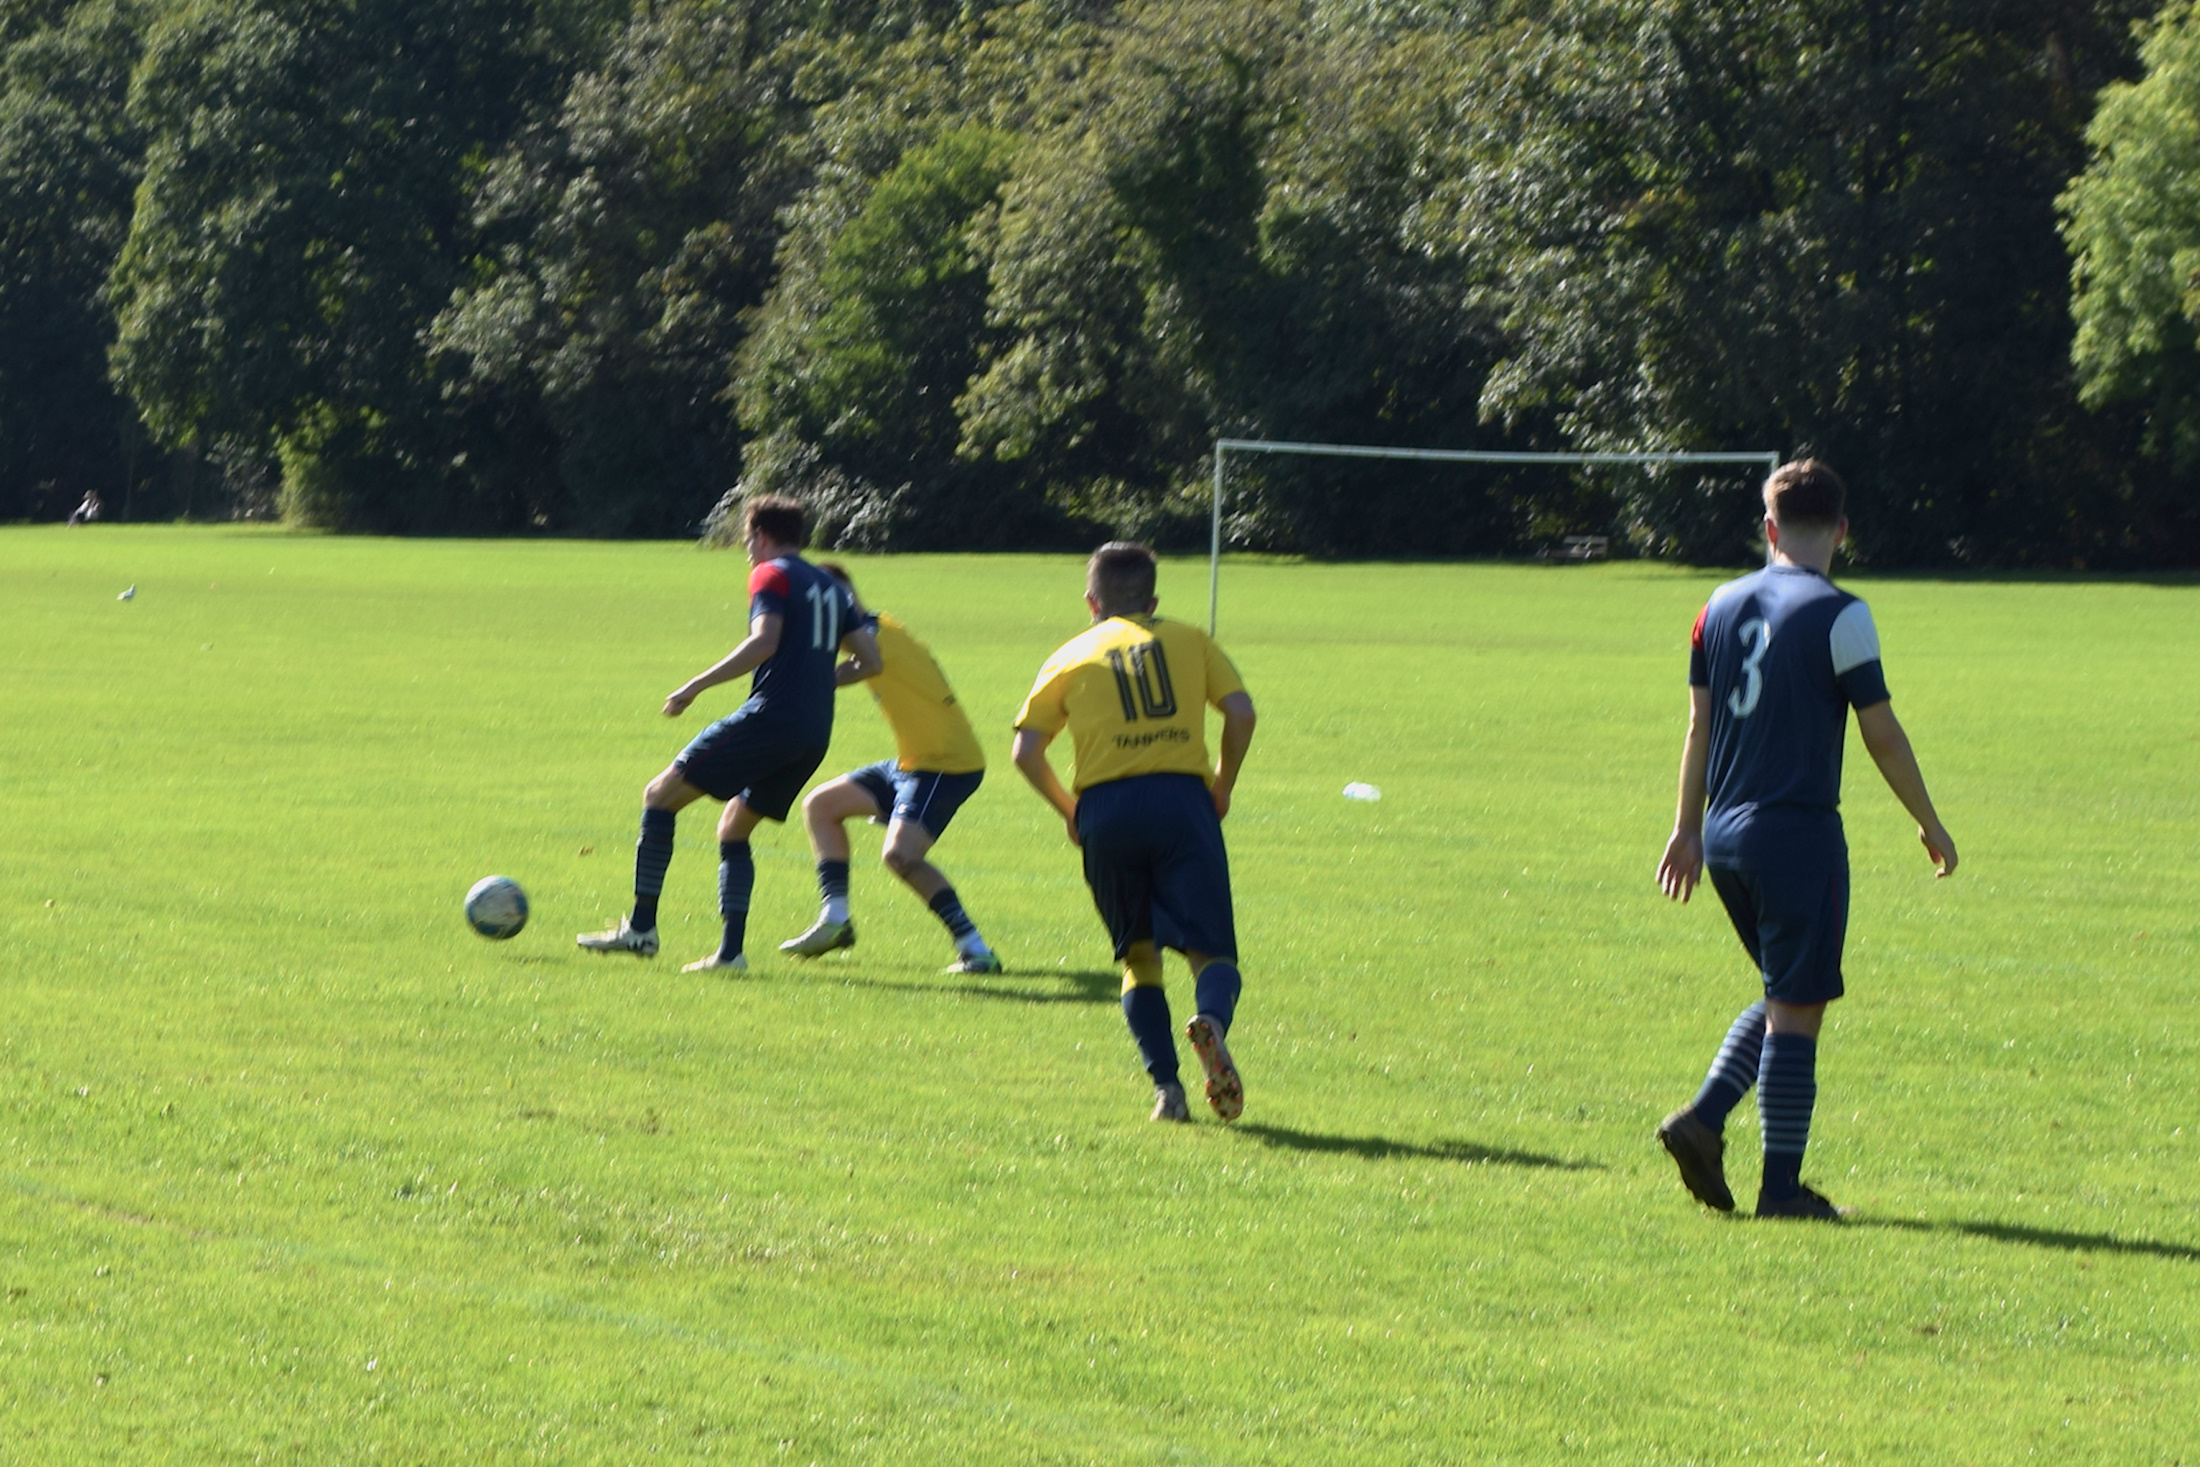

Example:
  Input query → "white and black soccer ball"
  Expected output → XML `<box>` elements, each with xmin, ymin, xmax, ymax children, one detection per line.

<box><xmin>465</xmin><ymin>875</ymin><xmax>528</xmax><ymax>940</ymax></box>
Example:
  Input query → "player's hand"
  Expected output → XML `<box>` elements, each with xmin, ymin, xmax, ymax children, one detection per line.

<box><xmin>1657</xmin><ymin>829</ymin><xmax>1704</xmax><ymax>902</ymax></box>
<box><xmin>1920</xmin><ymin>823</ymin><xmax>1957</xmax><ymax>878</ymax></box>
<box><xmin>1211</xmin><ymin>781</ymin><xmax>1233</xmax><ymax>820</ymax></box>
<box><xmin>663</xmin><ymin>687</ymin><xmax>697</xmax><ymax>717</ymax></box>
<box><xmin>1062</xmin><ymin>811</ymin><xmax>1082</xmax><ymax>848</ymax></box>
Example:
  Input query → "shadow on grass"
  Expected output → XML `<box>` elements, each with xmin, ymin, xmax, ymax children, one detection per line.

<box><xmin>831</xmin><ymin>968</ymin><xmax>1120</xmax><ymax>1006</ymax></box>
<box><xmin>1856</xmin><ymin>1216</ymin><xmax>2200</xmax><ymax>1262</ymax></box>
<box><xmin>1235</xmin><ymin>1123</ymin><xmax>1602</xmax><ymax>1172</ymax></box>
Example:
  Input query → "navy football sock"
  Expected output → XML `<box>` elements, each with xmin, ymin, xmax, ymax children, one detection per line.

<box><xmin>817</xmin><ymin>859</ymin><xmax>850</xmax><ymax>905</ymax></box>
<box><xmin>1192</xmin><ymin>961</ymin><xmax>1242</xmax><ymax>1033</ymax></box>
<box><xmin>927</xmin><ymin>886</ymin><xmax>979</xmax><ymax>944</ymax></box>
<box><xmin>1758</xmin><ymin>1031</ymin><xmax>1819</xmax><ymax>1201</ymax></box>
<box><xmin>631</xmin><ymin>807</ymin><xmax>676</xmax><ymax>931</ymax></box>
<box><xmin>717</xmin><ymin>840</ymin><xmax>754</xmax><ymax>961</ymax></box>
<box><xmin>1692</xmin><ymin>1000</ymin><xmax>1767</xmax><ymax>1132</ymax></box>
<box><xmin>1121</xmin><ymin>986</ymin><xmax>1179</xmax><ymax>1086</ymax></box>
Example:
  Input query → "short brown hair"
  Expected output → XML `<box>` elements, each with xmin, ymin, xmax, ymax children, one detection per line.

<box><xmin>1087</xmin><ymin>540</ymin><xmax>1157</xmax><ymax>614</ymax></box>
<box><xmin>743</xmin><ymin>494</ymin><xmax>808</xmax><ymax>549</ymax></box>
<box><xmin>817</xmin><ymin>560</ymin><xmax>856</xmax><ymax>594</ymax></box>
<box><xmin>1763</xmin><ymin>460</ymin><xmax>1846</xmax><ymax>529</ymax></box>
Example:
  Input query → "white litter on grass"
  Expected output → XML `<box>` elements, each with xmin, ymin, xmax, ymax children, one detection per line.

<box><xmin>117</xmin><ymin>585</ymin><xmax>135</xmax><ymax>600</ymax></box>
<box><xmin>1342</xmin><ymin>782</ymin><xmax>1381</xmax><ymax>802</ymax></box>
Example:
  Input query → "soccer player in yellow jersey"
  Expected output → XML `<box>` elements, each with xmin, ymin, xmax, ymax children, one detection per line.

<box><xmin>779</xmin><ymin>564</ymin><xmax>1000</xmax><ymax>974</ymax></box>
<box><xmin>1013</xmin><ymin>541</ymin><xmax>1257</xmax><ymax>1123</ymax></box>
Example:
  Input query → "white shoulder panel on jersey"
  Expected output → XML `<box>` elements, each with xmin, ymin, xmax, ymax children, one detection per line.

<box><xmin>1829</xmin><ymin>599</ymin><xmax>1881</xmax><ymax>675</ymax></box>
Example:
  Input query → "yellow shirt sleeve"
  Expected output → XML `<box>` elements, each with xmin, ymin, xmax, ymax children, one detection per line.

<box><xmin>1014</xmin><ymin>650</ymin><xmax>1074</xmax><ymax>735</ymax></box>
<box><xmin>1204</xmin><ymin>633</ymin><xmax>1246</xmax><ymax>704</ymax></box>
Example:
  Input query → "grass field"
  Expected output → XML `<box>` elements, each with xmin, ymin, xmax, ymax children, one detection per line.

<box><xmin>2</xmin><ymin>525</ymin><xmax>2196</xmax><ymax>1462</ymax></box>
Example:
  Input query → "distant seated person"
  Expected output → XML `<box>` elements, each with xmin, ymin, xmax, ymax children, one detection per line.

<box><xmin>66</xmin><ymin>491</ymin><xmax>103</xmax><ymax>526</ymax></box>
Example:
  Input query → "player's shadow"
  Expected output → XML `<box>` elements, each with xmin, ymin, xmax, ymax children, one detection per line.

<box><xmin>832</xmin><ymin>968</ymin><xmax>1121</xmax><ymax>1006</ymax></box>
<box><xmin>1855</xmin><ymin>1215</ymin><xmax>2200</xmax><ymax>1262</ymax></box>
<box><xmin>1235</xmin><ymin>1123</ymin><xmax>1601</xmax><ymax>1172</ymax></box>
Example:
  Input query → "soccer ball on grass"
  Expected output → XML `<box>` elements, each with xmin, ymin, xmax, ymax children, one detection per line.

<box><xmin>465</xmin><ymin>875</ymin><xmax>529</xmax><ymax>939</ymax></box>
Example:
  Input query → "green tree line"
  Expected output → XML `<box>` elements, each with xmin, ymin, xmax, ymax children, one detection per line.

<box><xmin>4</xmin><ymin>0</ymin><xmax>2198</xmax><ymax>564</ymax></box>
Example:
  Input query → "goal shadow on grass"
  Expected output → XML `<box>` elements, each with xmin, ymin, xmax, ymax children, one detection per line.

<box><xmin>1234</xmin><ymin>1123</ymin><xmax>1601</xmax><ymax>1172</ymax></box>
<box><xmin>1856</xmin><ymin>1216</ymin><xmax>2200</xmax><ymax>1262</ymax></box>
<box><xmin>831</xmin><ymin>968</ymin><xmax>1122</xmax><ymax>1006</ymax></box>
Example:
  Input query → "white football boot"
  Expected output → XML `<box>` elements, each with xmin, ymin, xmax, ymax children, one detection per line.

<box><xmin>575</xmin><ymin>918</ymin><xmax>658</xmax><ymax>958</ymax></box>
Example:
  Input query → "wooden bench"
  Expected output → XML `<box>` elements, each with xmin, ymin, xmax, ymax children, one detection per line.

<box><xmin>1545</xmin><ymin>534</ymin><xmax>1609</xmax><ymax>562</ymax></box>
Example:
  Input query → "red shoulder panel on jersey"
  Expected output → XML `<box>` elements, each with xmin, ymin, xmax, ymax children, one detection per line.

<box><xmin>748</xmin><ymin>562</ymin><xmax>792</xmax><ymax>598</ymax></box>
<box><xmin>1690</xmin><ymin>604</ymin><xmax>1709</xmax><ymax>648</ymax></box>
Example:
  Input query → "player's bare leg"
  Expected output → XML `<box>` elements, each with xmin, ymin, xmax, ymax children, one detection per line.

<box><xmin>1181</xmin><ymin>947</ymin><xmax>1244</xmax><ymax>1121</ymax></box>
<box><xmin>781</xmin><ymin>778</ymin><xmax>877</xmax><ymax>957</ymax></box>
<box><xmin>685</xmin><ymin>798</ymin><xmax>766</xmax><ymax>972</ymax></box>
<box><xmin>578</xmin><ymin>765</ymin><xmax>710</xmax><ymax>957</ymax></box>
<box><xmin>881</xmin><ymin>819</ymin><xmax>998</xmax><ymax>973</ymax></box>
<box><xmin>801</xmin><ymin>776</ymin><xmax>875</xmax><ymax>864</ymax></box>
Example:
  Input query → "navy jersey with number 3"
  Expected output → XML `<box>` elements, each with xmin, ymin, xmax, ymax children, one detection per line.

<box><xmin>1690</xmin><ymin>565</ymin><xmax>1890</xmax><ymax>852</ymax></box>
<box><xmin>741</xmin><ymin>555</ymin><xmax>860</xmax><ymax>746</ymax></box>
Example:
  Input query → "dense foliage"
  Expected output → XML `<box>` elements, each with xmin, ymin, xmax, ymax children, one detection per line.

<box><xmin>3</xmin><ymin>0</ymin><xmax>2196</xmax><ymax>563</ymax></box>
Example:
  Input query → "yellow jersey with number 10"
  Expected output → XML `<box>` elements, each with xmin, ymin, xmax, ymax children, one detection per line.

<box><xmin>1015</xmin><ymin>615</ymin><xmax>1247</xmax><ymax>792</ymax></box>
<box><xmin>869</xmin><ymin>613</ymin><xmax>985</xmax><ymax>774</ymax></box>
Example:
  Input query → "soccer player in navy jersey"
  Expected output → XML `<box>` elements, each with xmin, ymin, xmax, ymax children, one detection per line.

<box><xmin>1654</xmin><ymin>460</ymin><xmax>1956</xmax><ymax>1220</ymax></box>
<box><xmin>577</xmin><ymin>495</ymin><xmax>878</xmax><ymax>973</ymax></box>
<box><xmin>1013</xmin><ymin>542</ymin><xmax>1257</xmax><ymax>1123</ymax></box>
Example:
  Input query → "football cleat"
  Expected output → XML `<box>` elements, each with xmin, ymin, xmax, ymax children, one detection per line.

<box><xmin>778</xmin><ymin>919</ymin><xmax>855</xmax><ymax>957</ymax></box>
<box><xmin>1184</xmin><ymin>1013</ymin><xmax>1243</xmax><ymax>1122</ymax></box>
<box><xmin>681</xmin><ymin>952</ymin><xmax>748</xmax><ymax>973</ymax></box>
<box><xmin>1150</xmin><ymin>1082</ymin><xmax>1190</xmax><ymax>1123</ymax></box>
<box><xmin>1656</xmin><ymin>1107</ymin><xmax>1736</xmax><ymax>1212</ymax></box>
<box><xmin>575</xmin><ymin>919</ymin><xmax>658</xmax><ymax>958</ymax></box>
<box><xmin>942</xmin><ymin>949</ymin><xmax>1002</xmax><ymax>975</ymax></box>
<box><xmin>1756</xmin><ymin>1183</ymin><xmax>1845</xmax><ymax>1221</ymax></box>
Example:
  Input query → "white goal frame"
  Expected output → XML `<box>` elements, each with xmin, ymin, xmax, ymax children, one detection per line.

<box><xmin>1206</xmin><ymin>438</ymin><xmax>1783</xmax><ymax>633</ymax></box>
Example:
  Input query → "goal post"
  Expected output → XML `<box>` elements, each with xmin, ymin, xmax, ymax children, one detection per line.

<box><xmin>1206</xmin><ymin>438</ymin><xmax>1783</xmax><ymax>633</ymax></box>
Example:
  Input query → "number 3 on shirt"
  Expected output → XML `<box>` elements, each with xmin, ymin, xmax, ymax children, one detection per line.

<box><xmin>1728</xmin><ymin>617</ymin><xmax>1769</xmax><ymax>718</ymax></box>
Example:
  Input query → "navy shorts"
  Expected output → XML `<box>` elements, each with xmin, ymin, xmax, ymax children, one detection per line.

<box><xmin>1075</xmin><ymin>773</ymin><xmax>1236</xmax><ymax>962</ymax></box>
<box><xmin>1705</xmin><ymin>815</ymin><xmax>1849</xmax><ymax>1005</ymax></box>
<box><xmin>846</xmin><ymin>760</ymin><xmax>984</xmax><ymax>839</ymax></box>
<box><xmin>673</xmin><ymin>714</ymin><xmax>826</xmax><ymax>821</ymax></box>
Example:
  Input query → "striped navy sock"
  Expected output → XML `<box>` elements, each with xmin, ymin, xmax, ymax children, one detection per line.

<box><xmin>1691</xmin><ymin>1000</ymin><xmax>1767</xmax><ymax>1132</ymax></box>
<box><xmin>717</xmin><ymin>840</ymin><xmax>753</xmax><ymax>961</ymax></box>
<box><xmin>1193</xmin><ymin>961</ymin><xmax>1242</xmax><ymax>1032</ymax></box>
<box><xmin>630</xmin><ymin>807</ymin><xmax>676</xmax><ymax>931</ymax></box>
<box><xmin>1758</xmin><ymin>1031</ymin><xmax>1818</xmax><ymax>1200</ymax></box>
<box><xmin>1121</xmin><ymin>985</ymin><xmax>1178</xmax><ymax>1085</ymax></box>
<box><xmin>927</xmin><ymin>886</ymin><xmax>979</xmax><ymax>946</ymax></box>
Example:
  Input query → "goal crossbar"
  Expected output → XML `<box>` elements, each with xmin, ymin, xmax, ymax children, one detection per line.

<box><xmin>1206</xmin><ymin>438</ymin><xmax>1783</xmax><ymax>632</ymax></box>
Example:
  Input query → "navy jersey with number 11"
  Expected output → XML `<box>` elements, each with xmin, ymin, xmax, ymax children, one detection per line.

<box><xmin>740</xmin><ymin>555</ymin><xmax>861</xmax><ymax>746</ymax></box>
<box><xmin>1690</xmin><ymin>565</ymin><xmax>1890</xmax><ymax>846</ymax></box>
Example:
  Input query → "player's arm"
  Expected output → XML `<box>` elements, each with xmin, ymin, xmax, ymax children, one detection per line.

<box><xmin>1854</xmin><ymin>700</ymin><xmax>1957</xmax><ymax>877</ymax></box>
<box><xmin>1210</xmin><ymin>691</ymin><xmax>1256</xmax><ymax>819</ymax></box>
<box><xmin>664</xmin><ymin>613</ymin><xmax>782</xmax><ymax>716</ymax></box>
<box><xmin>835</xmin><ymin>621</ymin><xmax>883</xmax><ymax>685</ymax></box>
<box><xmin>1657</xmin><ymin>685</ymin><xmax>1712</xmax><ymax>902</ymax></box>
<box><xmin>1011</xmin><ymin>727</ymin><xmax>1080</xmax><ymax>847</ymax></box>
